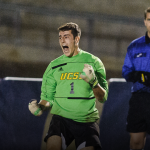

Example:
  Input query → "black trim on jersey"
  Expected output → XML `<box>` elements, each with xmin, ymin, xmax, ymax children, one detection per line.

<box><xmin>68</xmin><ymin>97</ymin><xmax>95</xmax><ymax>100</ymax></box>
<box><xmin>52</xmin><ymin>62</ymin><xmax>95</xmax><ymax>70</ymax></box>
<box><xmin>55</xmin><ymin>97</ymin><xmax>95</xmax><ymax>100</ymax></box>
<box><xmin>52</xmin><ymin>63</ymin><xmax>67</xmax><ymax>69</ymax></box>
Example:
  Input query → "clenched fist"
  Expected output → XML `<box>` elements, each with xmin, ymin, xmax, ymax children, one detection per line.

<box><xmin>80</xmin><ymin>64</ymin><xmax>98</xmax><ymax>88</ymax></box>
<box><xmin>28</xmin><ymin>99</ymin><xmax>43</xmax><ymax>116</ymax></box>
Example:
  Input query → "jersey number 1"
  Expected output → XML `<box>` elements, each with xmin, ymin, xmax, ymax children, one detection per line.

<box><xmin>70</xmin><ymin>82</ymin><xmax>74</xmax><ymax>94</ymax></box>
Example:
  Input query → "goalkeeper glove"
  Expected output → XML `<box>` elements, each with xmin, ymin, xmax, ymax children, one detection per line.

<box><xmin>80</xmin><ymin>64</ymin><xmax>98</xmax><ymax>88</ymax></box>
<box><xmin>132</xmin><ymin>71</ymin><xmax>150</xmax><ymax>86</ymax></box>
<box><xmin>28</xmin><ymin>99</ymin><xmax>44</xmax><ymax>116</ymax></box>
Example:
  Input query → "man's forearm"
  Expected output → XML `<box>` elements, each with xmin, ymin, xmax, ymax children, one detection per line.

<box><xmin>92</xmin><ymin>83</ymin><xmax>105</xmax><ymax>102</ymax></box>
<box><xmin>38</xmin><ymin>100</ymin><xmax>51</xmax><ymax>110</ymax></box>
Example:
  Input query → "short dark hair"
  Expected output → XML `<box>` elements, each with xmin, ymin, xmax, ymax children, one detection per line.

<box><xmin>144</xmin><ymin>7</ymin><xmax>150</xmax><ymax>20</ymax></box>
<box><xmin>58</xmin><ymin>22</ymin><xmax>81</xmax><ymax>38</ymax></box>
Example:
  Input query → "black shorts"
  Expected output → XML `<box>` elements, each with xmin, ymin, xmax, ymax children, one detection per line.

<box><xmin>44</xmin><ymin>115</ymin><xmax>101</xmax><ymax>150</ymax></box>
<box><xmin>126</xmin><ymin>92</ymin><xmax>150</xmax><ymax>134</ymax></box>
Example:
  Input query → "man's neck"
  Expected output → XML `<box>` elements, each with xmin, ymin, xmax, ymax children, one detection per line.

<box><xmin>73</xmin><ymin>47</ymin><xmax>80</xmax><ymax>56</ymax></box>
<box><xmin>148</xmin><ymin>31</ymin><xmax>150</xmax><ymax>38</ymax></box>
<box><xmin>76</xmin><ymin>47</ymin><xmax>80</xmax><ymax>54</ymax></box>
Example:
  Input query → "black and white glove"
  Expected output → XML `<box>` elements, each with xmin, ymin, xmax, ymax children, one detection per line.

<box><xmin>80</xmin><ymin>64</ymin><xmax>98</xmax><ymax>88</ymax></box>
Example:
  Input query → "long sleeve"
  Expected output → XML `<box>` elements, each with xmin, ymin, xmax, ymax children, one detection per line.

<box><xmin>40</xmin><ymin>63</ymin><xmax>57</xmax><ymax>107</ymax></box>
<box><xmin>122</xmin><ymin>45</ymin><xmax>135</xmax><ymax>82</ymax></box>
<box><xmin>95</xmin><ymin>58</ymin><xmax>108</xmax><ymax>103</ymax></box>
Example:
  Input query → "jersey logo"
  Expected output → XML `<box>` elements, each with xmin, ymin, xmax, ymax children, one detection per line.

<box><xmin>58</xmin><ymin>67</ymin><xmax>64</xmax><ymax>71</ymax></box>
<box><xmin>134</xmin><ymin>53</ymin><xmax>146</xmax><ymax>58</ymax></box>
<box><xmin>60</xmin><ymin>72</ymin><xmax>82</xmax><ymax>80</ymax></box>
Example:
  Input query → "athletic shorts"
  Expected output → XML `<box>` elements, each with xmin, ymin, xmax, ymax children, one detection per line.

<box><xmin>44</xmin><ymin>115</ymin><xmax>101</xmax><ymax>150</ymax></box>
<box><xmin>126</xmin><ymin>92</ymin><xmax>150</xmax><ymax>134</ymax></box>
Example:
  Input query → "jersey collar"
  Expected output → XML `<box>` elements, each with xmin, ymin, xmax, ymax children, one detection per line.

<box><xmin>145</xmin><ymin>32</ymin><xmax>150</xmax><ymax>44</ymax></box>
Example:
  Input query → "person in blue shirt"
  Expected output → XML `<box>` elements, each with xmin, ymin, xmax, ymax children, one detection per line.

<box><xmin>122</xmin><ymin>7</ymin><xmax>150</xmax><ymax>150</ymax></box>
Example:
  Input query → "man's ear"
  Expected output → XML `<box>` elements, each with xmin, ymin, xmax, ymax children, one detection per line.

<box><xmin>75</xmin><ymin>36</ymin><xmax>80</xmax><ymax>45</ymax></box>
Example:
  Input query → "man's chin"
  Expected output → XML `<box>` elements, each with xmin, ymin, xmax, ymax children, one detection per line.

<box><xmin>64</xmin><ymin>52</ymin><xmax>71</xmax><ymax>57</ymax></box>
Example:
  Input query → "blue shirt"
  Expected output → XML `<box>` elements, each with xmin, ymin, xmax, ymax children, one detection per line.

<box><xmin>122</xmin><ymin>32</ymin><xmax>150</xmax><ymax>93</ymax></box>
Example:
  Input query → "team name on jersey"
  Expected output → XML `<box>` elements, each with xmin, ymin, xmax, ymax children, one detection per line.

<box><xmin>60</xmin><ymin>72</ymin><xmax>82</xmax><ymax>80</ymax></box>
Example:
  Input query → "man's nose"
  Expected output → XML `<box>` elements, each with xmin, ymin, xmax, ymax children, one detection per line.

<box><xmin>61</xmin><ymin>37</ymin><xmax>65</xmax><ymax>43</ymax></box>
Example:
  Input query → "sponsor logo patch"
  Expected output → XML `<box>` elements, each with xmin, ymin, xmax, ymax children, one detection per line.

<box><xmin>134</xmin><ymin>53</ymin><xmax>146</xmax><ymax>58</ymax></box>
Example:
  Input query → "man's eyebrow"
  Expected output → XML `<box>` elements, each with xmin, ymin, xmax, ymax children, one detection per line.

<box><xmin>59</xmin><ymin>34</ymin><xmax>70</xmax><ymax>37</ymax></box>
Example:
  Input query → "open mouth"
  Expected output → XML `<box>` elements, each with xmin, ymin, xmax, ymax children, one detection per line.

<box><xmin>63</xmin><ymin>46</ymin><xmax>69</xmax><ymax>49</ymax></box>
<box><xmin>62</xmin><ymin>46</ymin><xmax>69</xmax><ymax>53</ymax></box>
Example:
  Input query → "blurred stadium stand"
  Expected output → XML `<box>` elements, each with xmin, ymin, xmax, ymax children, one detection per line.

<box><xmin>0</xmin><ymin>1</ymin><xmax>149</xmax><ymax>79</ymax></box>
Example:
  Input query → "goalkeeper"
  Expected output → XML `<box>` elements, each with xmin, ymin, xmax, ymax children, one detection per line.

<box><xmin>29</xmin><ymin>22</ymin><xmax>108</xmax><ymax>150</ymax></box>
<box><xmin>122</xmin><ymin>7</ymin><xmax>150</xmax><ymax>150</ymax></box>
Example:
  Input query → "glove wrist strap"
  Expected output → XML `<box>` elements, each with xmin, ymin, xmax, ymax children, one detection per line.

<box><xmin>89</xmin><ymin>77</ymin><xmax>98</xmax><ymax>88</ymax></box>
<box><xmin>33</xmin><ymin>107</ymin><xmax>42</xmax><ymax>116</ymax></box>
